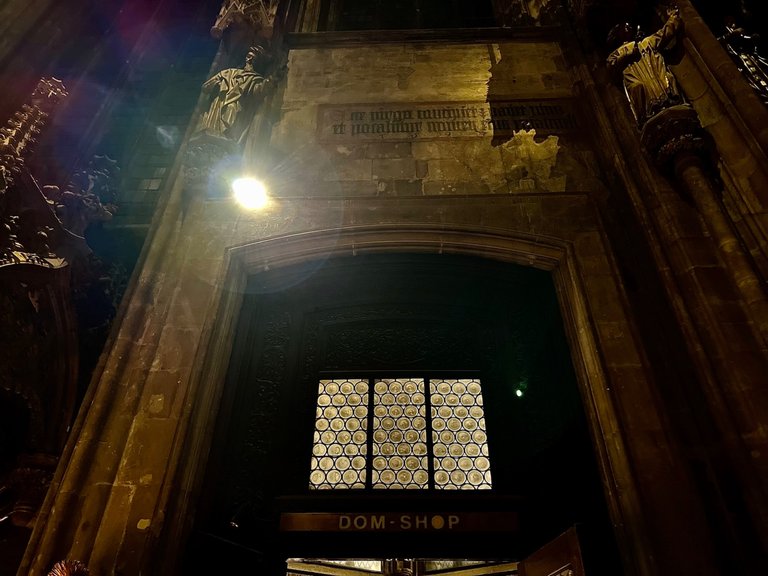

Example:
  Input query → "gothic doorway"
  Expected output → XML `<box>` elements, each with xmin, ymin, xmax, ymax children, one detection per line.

<box><xmin>181</xmin><ymin>252</ymin><xmax>619</xmax><ymax>574</ymax></box>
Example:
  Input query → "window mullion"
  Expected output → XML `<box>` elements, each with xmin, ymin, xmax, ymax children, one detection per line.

<box><xmin>366</xmin><ymin>377</ymin><xmax>374</xmax><ymax>489</ymax></box>
<box><xmin>424</xmin><ymin>378</ymin><xmax>435</xmax><ymax>490</ymax></box>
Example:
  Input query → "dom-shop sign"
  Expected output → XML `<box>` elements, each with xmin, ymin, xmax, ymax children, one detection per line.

<box><xmin>279</xmin><ymin>512</ymin><xmax>517</xmax><ymax>532</ymax></box>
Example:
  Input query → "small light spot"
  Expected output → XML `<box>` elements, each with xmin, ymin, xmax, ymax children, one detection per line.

<box><xmin>148</xmin><ymin>394</ymin><xmax>164</xmax><ymax>414</ymax></box>
<box><xmin>137</xmin><ymin>519</ymin><xmax>151</xmax><ymax>531</ymax></box>
<box><xmin>515</xmin><ymin>389</ymin><xmax>523</xmax><ymax>397</ymax></box>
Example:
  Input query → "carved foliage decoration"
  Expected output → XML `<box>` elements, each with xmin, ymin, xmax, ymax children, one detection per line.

<box><xmin>211</xmin><ymin>0</ymin><xmax>279</xmax><ymax>39</ymax></box>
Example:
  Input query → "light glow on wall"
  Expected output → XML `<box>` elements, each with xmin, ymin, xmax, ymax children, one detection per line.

<box><xmin>232</xmin><ymin>177</ymin><xmax>269</xmax><ymax>209</ymax></box>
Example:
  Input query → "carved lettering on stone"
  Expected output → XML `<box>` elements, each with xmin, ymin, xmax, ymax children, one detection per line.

<box><xmin>317</xmin><ymin>100</ymin><xmax>578</xmax><ymax>143</ymax></box>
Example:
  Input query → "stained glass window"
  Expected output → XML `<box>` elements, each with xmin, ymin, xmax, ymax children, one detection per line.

<box><xmin>309</xmin><ymin>377</ymin><xmax>492</xmax><ymax>490</ymax></box>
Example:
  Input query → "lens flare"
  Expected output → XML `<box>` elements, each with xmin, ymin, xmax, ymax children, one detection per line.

<box><xmin>232</xmin><ymin>177</ymin><xmax>268</xmax><ymax>209</ymax></box>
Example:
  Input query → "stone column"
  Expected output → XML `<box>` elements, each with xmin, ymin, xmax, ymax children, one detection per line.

<box><xmin>638</xmin><ymin>101</ymin><xmax>768</xmax><ymax>565</ymax></box>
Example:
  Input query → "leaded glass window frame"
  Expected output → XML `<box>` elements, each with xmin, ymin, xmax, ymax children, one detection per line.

<box><xmin>309</xmin><ymin>373</ymin><xmax>493</xmax><ymax>491</ymax></box>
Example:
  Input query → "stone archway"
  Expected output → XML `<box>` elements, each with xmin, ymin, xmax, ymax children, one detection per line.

<box><xmin>160</xmin><ymin>225</ymin><xmax>641</xmax><ymax>574</ymax></box>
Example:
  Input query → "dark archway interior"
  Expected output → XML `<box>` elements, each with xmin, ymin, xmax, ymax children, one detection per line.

<box><xmin>184</xmin><ymin>253</ymin><xmax>620</xmax><ymax>574</ymax></box>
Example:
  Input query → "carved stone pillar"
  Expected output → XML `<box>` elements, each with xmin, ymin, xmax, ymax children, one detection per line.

<box><xmin>641</xmin><ymin>104</ymin><xmax>768</xmax><ymax>343</ymax></box>
<box><xmin>636</xmin><ymin>101</ymin><xmax>768</xmax><ymax>569</ymax></box>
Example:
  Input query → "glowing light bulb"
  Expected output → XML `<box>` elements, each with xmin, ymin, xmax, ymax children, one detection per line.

<box><xmin>232</xmin><ymin>177</ymin><xmax>268</xmax><ymax>209</ymax></box>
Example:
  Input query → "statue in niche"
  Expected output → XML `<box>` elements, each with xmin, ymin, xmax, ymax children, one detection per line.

<box><xmin>197</xmin><ymin>44</ymin><xmax>270</xmax><ymax>144</ymax></box>
<box><xmin>718</xmin><ymin>16</ymin><xmax>768</xmax><ymax>105</ymax></box>
<box><xmin>606</xmin><ymin>7</ymin><xmax>684</xmax><ymax>128</ymax></box>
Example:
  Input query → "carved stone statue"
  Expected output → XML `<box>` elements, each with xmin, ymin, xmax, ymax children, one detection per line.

<box><xmin>196</xmin><ymin>45</ymin><xmax>270</xmax><ymax>144</ymax></box>
<box><xmin>719</xmin><ymin>16</ymin><xmax>768</xmax><ymax>105</ymax></box>
<box><xmin>606</xmin><ymin>8</ymin><xmax>684</xmax><ymax>128</ymax></box>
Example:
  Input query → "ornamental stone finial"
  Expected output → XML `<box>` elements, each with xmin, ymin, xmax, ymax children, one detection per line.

<box><xmin>210</xmin><ymin>0</ymin><xmax>279</xmax><ymax>39</ymax></box>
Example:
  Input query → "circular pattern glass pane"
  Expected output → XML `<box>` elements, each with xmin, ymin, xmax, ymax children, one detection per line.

<box><xmin>321</xmin><ymin>431</ymin><xmax>335</xmax><ymax>444</ymax></box>
<box><xmin>468</xmin><ymin>470</ymin><xmax>484</xmax><ymax>486</ymax></box>
<box><xmin>450</xmin><ymin>470</ymin><xmax>467</xmax><ymax>484</ymax></box>
<box><xmin>414</xmin><ymin>470</ymin><xmax>429</xmax><ymax>484</ymax></box>
<box><xmin>435</xmin><ymin>470</ymin><xmax>449</xmax><ymax>485</ymax></box>
<box><xmin>352</xmin><ymin>456</ymin><xmax>366</xmax><ymax>469</ymax></box>
<box><xmin>310</xmin><ymin>470</ymin><xmax>325</xmax><ymax>484</ymax></box>
<box><xmin>323</xmin><ymin>406</ymin><xmax>338</xmax><ymax>419</ymax></box>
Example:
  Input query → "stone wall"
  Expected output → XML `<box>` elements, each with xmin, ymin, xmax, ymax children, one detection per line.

<box><xmin>267</xmin><ymin>43</ymin><xmax>602</xmax><ymax>198</ymax></box>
